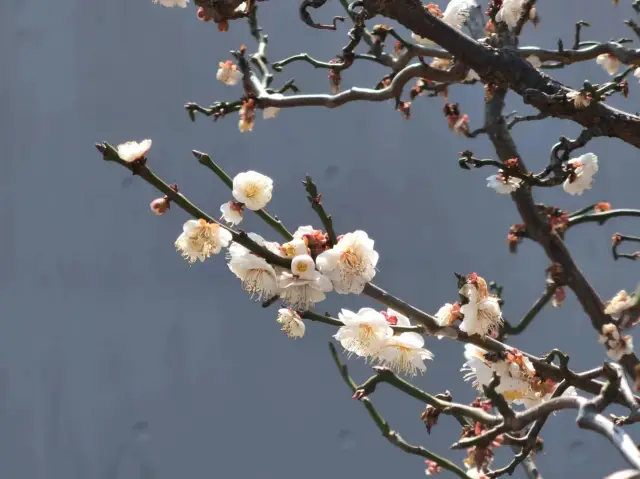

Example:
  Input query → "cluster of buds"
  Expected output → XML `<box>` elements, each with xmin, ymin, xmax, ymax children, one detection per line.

<box><xmin>507</xmin><ymin>223</ymin><xmax>526</xmax><ymax>253</ymax></box>
<box><xmin>443</xmin><ymin>103</ymin><xmax>469</xmax><ymax>136</ymax></box>
<box><xmin>239</xmin><ymin>98</ymin><xmax>256</xmax><ymax>133</ymax></box>
<box><xmin>420</xmin><ymin>405</ymin><xmax>441</xmax><ymax>434</ymax></box>
<box><xmin>425</xmin><ymin>460</ymin><xmax>441</xmax><ymax>476</ymax></box>
<box><xmin>470</xmin><ymin>398</ymin><xmax>493</xmax><ymax>411</ymax></box>
<box><xmin>299</xmin><ymin>228</ymin><xmax>330</xmax><ymax>257</ymax></box>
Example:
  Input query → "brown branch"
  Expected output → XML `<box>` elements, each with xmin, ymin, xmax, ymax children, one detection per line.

<box><xmin>567</xmin><ymin>209</ymin><xmax>640</xmax><ymax>229</ymax></box>
<box><xmin>612</xmin><ymin>234</ymin><xmax>640</xmax><ymax>261</ymax></box>
<box><xmin>358</xmin><ymin>0</ymin><xmax>640</xmax><ymax>149</ymax></box>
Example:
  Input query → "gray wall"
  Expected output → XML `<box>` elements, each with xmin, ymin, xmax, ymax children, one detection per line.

<box><xmin>1</xmin><ymin>0</ymin><xmax>639</xmax><ymax>478</ymax></box>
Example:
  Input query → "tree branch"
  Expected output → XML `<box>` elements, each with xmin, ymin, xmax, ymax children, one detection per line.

<box><xmin>329</xmin><ymin>343</ymin><xmax>473</xmax><ymax>479</ymax></box>
<box><xmin>501</xmin><ymin>285</ymin><xmax>556</xmax><ymax>336</ymax></box>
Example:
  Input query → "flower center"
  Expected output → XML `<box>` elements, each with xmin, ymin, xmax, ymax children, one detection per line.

<box><xmin>341</xmin><ymin>247</ymin><xmax>362</xmax><ymax>270</ymax></box>
<box><xmin>243</xmin><ymin>183</ymin><xmax>260</xmax><ymax>198</ymax></box>
<box><xmin>296</xmin><ymin>263</ymin><xmax>308</xmax><ymax>273</ymax></box>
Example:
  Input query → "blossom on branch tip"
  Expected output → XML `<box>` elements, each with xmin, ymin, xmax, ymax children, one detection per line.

<box><xmin>316</xmin><ymin>230</ymin><xmax>379</xmax><ymax>294</ymax></box>
<box><xmin>175</xmin><ymin>219</ymin><xmax>232</xmax><ymax>263</ymax></box>
<box><xmin>598</xmin><ymin>323</ymin><xmax>634</xmax><ymax>361</ymax></box>
<box><xmin>277</xmin><ymin>308</ymin><xmax>305</xmax><ymax>339</ymax></box>
<box><xmin>486</xmin><ymin>171</ymin><xmax>522</xmax><ymax>194</ymax></box>
<box><xmin>116</xmin><ymin>139</ymin><xmax>152</xmax><ymax>163</ymax></box>
<box><xmin>232</xmin><ymin>170</ymin><xmax>273</xmax><ymax>210</ymax></box>
<box><xmin>220</xmin><ymin>201</ymin><xmax>244</xmax><ymax>225</ymax></box>
<box><xmin>334</xmin><ymin>308</ymin><xmax>393</xmax><ymax>357</ymax></box>
<box><xmin>278</xmin><ymin>258</ymin><xmax>332</xmax><ymax>310</ymax></box>
<box><xmin>562</xmin><ymin>153</ymin><xmax>599</xmax><ymax>196</ymax></box>
<box><xmin>227</xmin><ymin>234</ymin><xmax>279</xmax><ymax>301</ymax></box>
<box><xmin>459</xmin><ymin>274</ymin><xmax>503</xmax><ymax>337</ymax></box>
<box><xmin>596</xmin><ymin>54</ymin><xmax>621</xmax><ymax>76</ymax></box>
<box><xmin>566</xmin><ymin>90</ymin><xmax>592</xmax><ymax>109</ymax></box>
<box><xmin>216</xmin><ymin>61</ymin><xmax>242</xmax><ymax>86</ymax></box>
<box><xmin>238</xmin><ymin>99</ymin><xmax>256</xmax><ymax>133</ymax></box>
<box><xmin>153</xmin><ymin>0</ymin><xmax>189</xmax><ymax>7</ymax></box>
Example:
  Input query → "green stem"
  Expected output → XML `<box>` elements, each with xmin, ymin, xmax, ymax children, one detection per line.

<box><xmin>329</xmin><ymin>343</ymin><xmax>472</xmax><ymax>479</ymax></box>
<box><xmin>192</xmin><ymin>150</ymin><xmax>294</xmax><ymax>241</ymax></box>
<box><xmin>303</xmin><ymin>175</ymin><xmax>338</xmax><ymax>246</ymax></box>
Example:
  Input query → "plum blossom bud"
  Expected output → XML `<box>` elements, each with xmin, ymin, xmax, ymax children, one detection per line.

<box><xmin>595</xmin><ymin>202</ymin><xmax>612</xmax><ymax>213</ymax></box>
<box><xmin>420</xmin><ymin>406</ymin><xmax>441</xmax><ymax>434</ymax></box>
<box><xmin>328</xmin><ymin>59</ymin><xmax>342</xmax><ymax>93</ymax></box>
<box><xmin>220</xmin><ymin>201</ymin><xmax>244</xmax><ymax>225</ymax></box>
<box><xmin>150</xmin><ymin>197</ymin><xmax>170</xmax><ymax>216</ymax></box>
<box><xmin>425</xmin><ymin>460</ymin><xmax>441</xmax><ymax>476</ymax></box>
<box><xmin>398</xmin><ymin>101</ymin><xmax>412</xmax><ymax>120</ymax></box>
<box><xmin>552</xmin><ymin>287</ymin><xmax>565</xmax><ymax>308</ymax></box>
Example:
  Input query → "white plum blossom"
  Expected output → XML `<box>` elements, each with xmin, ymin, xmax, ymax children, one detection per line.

<box><xmin>434</xmin><ymin>302</ymin><xmax>461</xmax><ymax>338</ymax></box>
<box><xmin>279</xmin><ymin>238</ymin><xmax>309</xmax><ymax>258</ymax></box>
<box><xmin>227</xmin><ymin>234</ymin><xmax>279</xmax><ymax>301</ymax></box>
<box><xmin>598</xmin><ymin>323</ymin><xmax>634</xmax><ymax>361</ymax></box>
<box><xmin>294</xmin><ymin>225</ymin><xmax>315</xmax><ymax>239</ymax></box>
<box><xmin>563</xmin><ymin>153</ymin><xmax>599</xmax><ymax>196</ymax></box>
<box><xmin>486</xmin><ymin>172</ymin><xmax>522</xmax><ymax>195</ymax></box>
<box><xmin>443</xmin><ymin>0</ymin><xmax>479</xmax><ymax>31</ymax></box>
<box><xmin>216</xmin><ymin>61</ymin><xmax>242</xmax><ymax>86</ymax></box>
<box><xmin>495</xmin><ymin>0</ymin><xmax>527</xmax><ymax>28</ymax></box>
<box><xmin>153</xmin><ymin>0</ymin><xmax>189</xmax><ymax>7</ymax></box>
<box><xmin>277</xmin><ymin>309</ymin><xmax>305</xmax><ymax>339</ymax></box>
<box><xmin>374</xmin><ymin>331</ymin><xmax>434</xmax><ymax>377</ymax></box>
<box><xmin>291</xmin><ymin>254</ymin><xmax>317</xmax><ymax>280</ymax></box>
<box><xmin>462</xmin><ymin>344</ymin><xmax>562</xmax><ymax>408</ymax></box>
<box><xmin>459</xmin><ymin>274</ymin><xmax>503</xmax><ymax>337</ymax></box>
<box><xmin>220</xmin><ymin>201</ymin><xmax>244</xmax><ymax>225</ymax></box>
<box><xmin>175</xmin><ymin>219</ymin><xmax>233</xmax><ymax>263</ymax></box>
<box><xmin>316</xmin><ymin>230</ymin><xmax>379</xmax><ymax>294</ymax></box>
<box><xmin>232</xmin><ymin>171</ymin><xmax>273</xmax><ymax>210</ymax></box>
<box><xmin>526</xmin><ymin>55</ymin><xmax>542</xmax><ymax>68</ymax></box>
<box><xmin>278</xmin><ymin>258</ymin><xmax>333</xmax><ymax>310</ymax></box>
<box><xmin>116</xmin><ymin>139</ymin><xmax>152</xmax><ymax>163</ymax></box>
<box><xmin>604</xmin><ymin>290</ymin><xmax>635</xmax><ymax>319</ymax></box>
<box><xmin>567</xmin><ymin>90</ymin><xmax>592</xmax><ymax>109</ymax></box>
<box><xmin>597</xmin><ymin>53</ymin><xmax>621</xmax><ymax>76</ymax></box>
<box><xmin>635</xmin><ymin>67</ymin><xmax>640</xmax><ymax>82</ymax></box>
<box><xmin>263</xmin><ymin>93</ymin><xmax>283</xmax><ymax>119</ymax></box>
<box><xmin>334</xmin><ymin>308</ymin><xmax>393</xmax><ymax>357</ymax></box>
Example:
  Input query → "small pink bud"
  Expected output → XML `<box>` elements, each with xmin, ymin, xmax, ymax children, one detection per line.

<box><xmin>150</xmin><ymin>197</ymin><xmax>170</xmax><ymax>216</ymax></box>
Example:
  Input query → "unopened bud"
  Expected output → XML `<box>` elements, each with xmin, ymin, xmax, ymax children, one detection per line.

<box><xmin>150</xmin><ymin>197</ymin><xmax>170</xmax><ymax>216</ymax></box>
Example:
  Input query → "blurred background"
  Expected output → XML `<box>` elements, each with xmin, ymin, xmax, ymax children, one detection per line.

<box><xmin>1</xmin><ymin>0</ymin><xmax>639</xmax><ymax>477</ymax></box>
